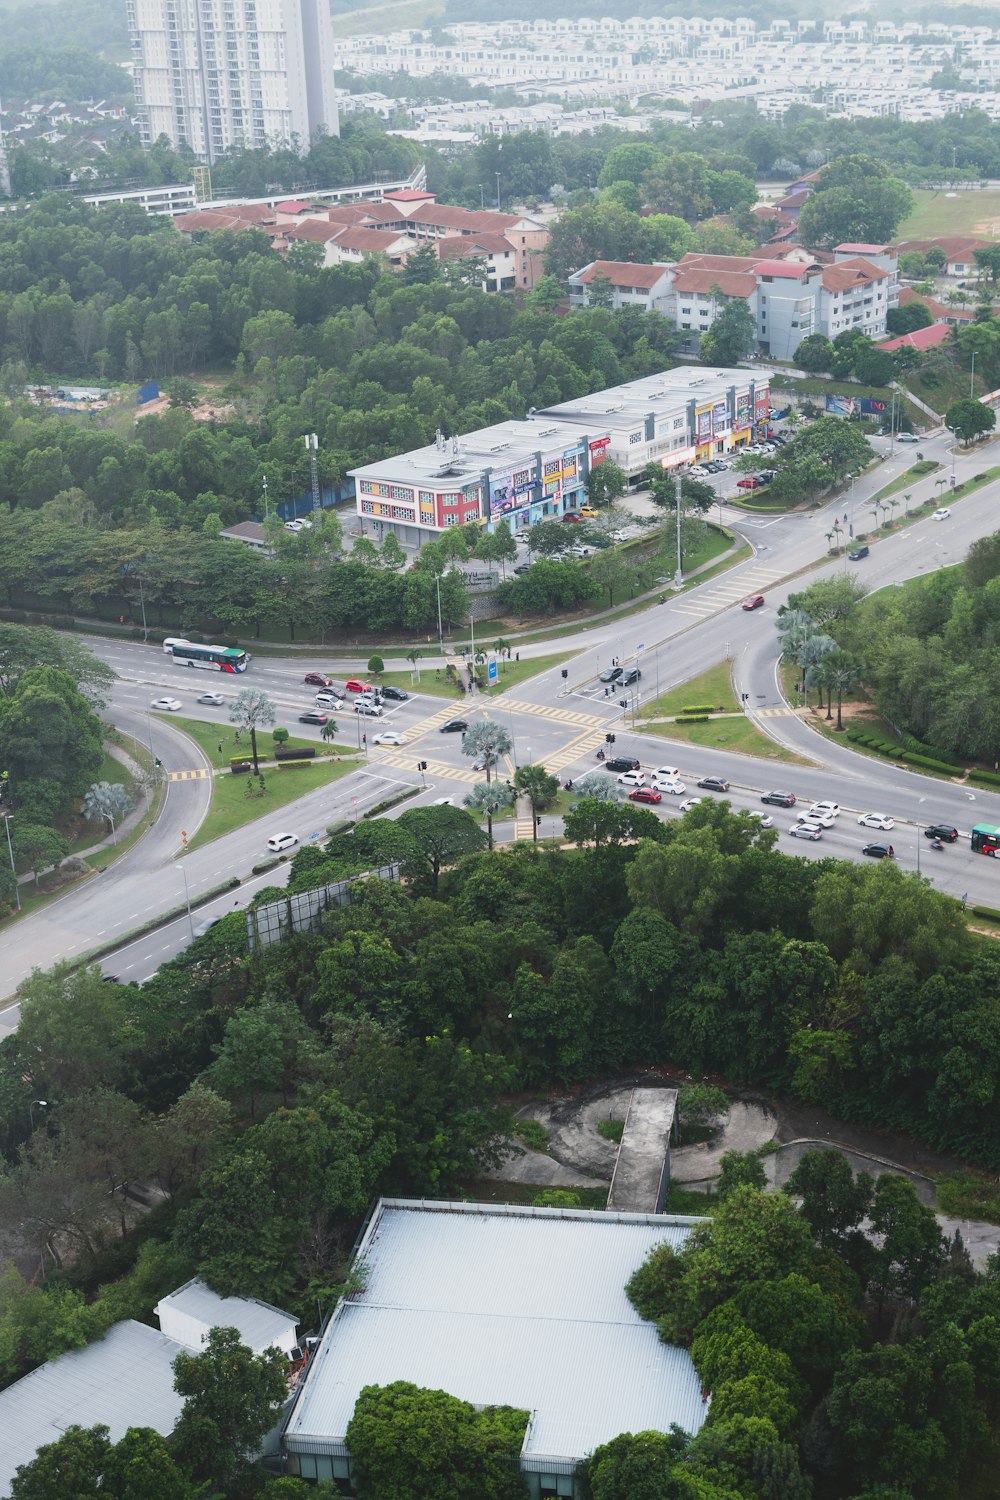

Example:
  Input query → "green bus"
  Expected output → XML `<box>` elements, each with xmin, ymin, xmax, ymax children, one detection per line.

<box><xmin>971</xmin><ymin>824</ymin><xmax>1000</xmax><ymax>857</ymax></box>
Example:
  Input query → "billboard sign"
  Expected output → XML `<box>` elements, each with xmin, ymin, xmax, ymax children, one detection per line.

<box><xmin>489</xmin><ymin>470</ymin><xmax>518</xmax><ymax>517</ymax></box>
<box><xmin>826</xmin><ymin>394</ymin><xmax>859</xmax><ymax>418</ymax></box>
<box><xmin>696</xmin><ymin>407</ymin><xmax>713</xmax><ymax>442</ymax></box>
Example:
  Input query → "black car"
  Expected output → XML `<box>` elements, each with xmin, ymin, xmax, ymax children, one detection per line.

<box><xmin>620</xmin><ymin>667</ymin><xmax>642</xmax><ymax>686</ymax></box>
<box><xmin>513</xmin><ymin>564</ymin><xmax>532</xmax><ymax>575</ymax></box>
<box><xmin>697</xmin><ymin>776</ymin><xmax>730</xmax><ymax>793</ymax></box>
<box><xmin>440</xmin><ymin>718</ymin><xmax>468</xmax><ymax>733</ymax></box>
<box><xmin>848</xmin><ymin>545</ymin><xmax>869</xmax><ymax>561</ymax></box>
<box><xmin>606</xmin><ymin>757</ymin><xmax>640</xmax><ymax>773</ymax></box>
<box><xmin>298</xmin><ymin>710</ymin><xmax>328</xmax><ymax>725</ymax></box>
<box><xmin>862</xmin><ymin>843</ymin><xmax>895</xmax><ymax>859</ymax></box>
<box><xmin>381</xmin><ymin>685</ymin><xmax>409</xmax><ymax>701</ymax></box>
<box><xmin>924</xmin><ymin>824</ymin><xmax>959</xmax><ymax>842</ymax></box>
<box><xmin>761</xmin><ymin>790</ymin><xmax>796</xmax><ymax>807</ymax></box>
<box><xmin>600</xmin><ymin>667</ymin><xmax>623</xmax><ymax>683</ymax></box>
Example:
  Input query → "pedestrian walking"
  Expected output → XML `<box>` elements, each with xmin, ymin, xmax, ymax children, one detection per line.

<box><xmin>217</xmin><ymin>741</ymin><xmax>223</xmax><ymax>755</ymax></box>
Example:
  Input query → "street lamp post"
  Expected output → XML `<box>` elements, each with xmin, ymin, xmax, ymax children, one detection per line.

<box><xmin>673</xmin><ymin>472</ymin><xmax>683</xmax><ymax>590</ymax></box>
<box><xmin>29</xmin><ymin>1099</ymin><xmax>47</xmax><ymax>1132</ymax></box>
<box><xmin>3</xmin><ymin>813</ymin><xmax>20</xmax><ymax>912</ymax></box>
<box><xmin>435</xmin><ymin>574</ymin><xmax>444</xmax><ymax>652</ymax></box>
<box><xmin>916</xmin><ymin>796</ymin><xmax>927</xmax><ymax>876</ymax></box>
<box><xmin>175</xmin><ymin>861</ymin><xmax>195</xmax><ymax>942</ymax></box>
<box><xmin>495</xmin><ymin>171</ymin><xmax>501</xmax><ymax>210</ymax></box>
<box><xmin>478</xmin><ymin>184</ymin><xmax>485</xmax><ymax>210</ymax></box>
<box><xmin>971</xmin><ymin>349</ymin><xmax>977</xmax><ymax>400</ymax></box>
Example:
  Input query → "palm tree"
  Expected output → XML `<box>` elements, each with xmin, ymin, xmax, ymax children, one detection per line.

<box><xmin>320</xmin><ymin>719</ymin><xmax>338</xmax><ymax>749</ymax></box>
<box><xmin>81</xmin><ymin>782</ymin><xmax>134</xmax><ymax>844</ymax></box>
<box><xmin>903</xmin><ymin>491</ymin><xmax>912</xmax><ymax>516</ymax></box>
<box><xmin>461</xmin><ymin>718</ymin><xmax>513</xmax><ymax>784</ymax></box>
<box><xmin>464</xmin><ymin>780</ymin><xmax>516</xmax><ymax>849</ymax></box>
<box><xmin>493</xmin><ymin>637</ymin><xmax>511</xmax><ymax>673</ymax></box>
<box><xmin>406</xmin><ymin>648</ymin><xmax>423</xmax><ymax>683</ymax></box>
<box><xmin>823</xmin><ymin>648</ymin><xmax>859</xmax><ymax>731</ymax></box>
<box><xmin>887</xmin><ymin>497</ymin><xmax>899</xmax><ymax>527</ymax></box>
<box><xmin>513</xmin><ymin>763</ymin><xmax>560</xmax><ymax>842</ymax></box>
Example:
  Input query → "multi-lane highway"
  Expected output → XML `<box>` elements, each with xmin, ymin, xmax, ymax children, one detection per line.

<box><xmin>2</xmin><ymin>423</ymin><xmax>998</xmax><ymax>1021</ymax></box>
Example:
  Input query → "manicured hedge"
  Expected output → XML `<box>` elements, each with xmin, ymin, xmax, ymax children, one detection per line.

<box><xmin>900</xmin><ymin>733</ymin><xmax>963</xmax><ymax>768</ymax></box>
<box><xmin>363</xmin><ymin>787</ymin><xmax>420</xmax><ymax>818</ymax></box>
<box><xmin>681</xmin><ymin>704</ymin><xmax>718</xmax><ymax>714</ymax></box>
<box><xmin>676</xmin><ymin>715</ymin><xmax>710</xmax><ymax>724</ymax></box>
<box><xmin>275</xmin><ymin>747</ymin><xmax>316</xmax><ymax>761</ymax></box>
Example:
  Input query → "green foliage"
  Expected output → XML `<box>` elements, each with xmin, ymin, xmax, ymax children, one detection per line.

<box><xmin>171</xmin><ymin>1326</ymin><xmax>288</xmax><ymax>1494</ymax></box>
<box><xmin>597</xmin><ymin>1117</ymin><xmax>626</xmax><ymax>1143</ymax></box>
<box><xmin>717</xmin><ymin>1150</ymin><xmax>767</xmax><ymax>1200</ymax></box>
<box><xmin>345</xmin><ymin>1382</ymin><xmax>530</xmax><ymax>1500</ymax></box>
<box><xmin>515</xmin><ymin>1119</ymin><xmax>549</xmax><ymax>1152</ymax></box>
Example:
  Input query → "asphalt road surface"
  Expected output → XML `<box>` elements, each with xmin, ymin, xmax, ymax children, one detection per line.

<box><xmin>2</xmin><ymin>426</ymin><xmax>998</xmax><ymax>1024</ymax></box>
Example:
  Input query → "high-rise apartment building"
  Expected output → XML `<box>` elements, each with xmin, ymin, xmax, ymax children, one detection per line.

<box><xmin>128</xmin><ymin>0</ymin><xmax>338</xmax><ymax>164</ymax></box>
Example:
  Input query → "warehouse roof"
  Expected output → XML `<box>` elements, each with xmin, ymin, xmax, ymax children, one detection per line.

<box><xmin>0</xmin><ymin>1321</ymin><xmax>186</xmax><ymax>1497</ymax></box>
<box><xmin>285</xmin><ymin>1199</ymin><xmax>706</xmax><ymax>1473</ymax></box>
<box><xmin>155</xmin><ymin>1279</ymin><xmax>298</xmax><ymax>1355</ymax></box>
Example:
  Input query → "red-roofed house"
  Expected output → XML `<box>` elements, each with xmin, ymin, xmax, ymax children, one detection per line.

<box><xmin>899</xmin><ymin>286</ymin><xmax>977</xmax><ymax>324</ymax></box>
<box><xmin>567</xmin><ymin>246</ymin><xmax>898</xmax><ymax>359</ymax></box>
<box><xmin>567</xmin><ymin>260</ymin><xmax>673</xmax><ymax>313</ymax></box>
<box><xmin>896</xmin><ymin>237</ymin><xmax>990</xmax><ymax>277</ymax></box>
<box><xmin>876</xmin><ymin>324</ymin><xmax>955</xmax><ymax>354</ymax></box>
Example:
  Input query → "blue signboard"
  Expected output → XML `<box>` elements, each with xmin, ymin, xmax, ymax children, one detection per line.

<box><xmin>488</xmin><ymin>658</ymin><xmax>498</xmax><ymax>683</ymax></box>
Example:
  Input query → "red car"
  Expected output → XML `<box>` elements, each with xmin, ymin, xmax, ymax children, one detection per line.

<box><xmin>345</xmin><ymin>679</ymin><xmax>373</xmax><ymax>694</ymax></box>
<box><xmin>742</xmin><ymin>594</ymin><xmax>765</xmax><ymax>611</ymax></box>
<box><xmin>736</xmin><ymin>477</ymin><xmax>761</xmax><ymax>490</ymax></box>
<box><xmin>628</xmin><ymin>788</ymin><xmax>662</xmax><ymax>805</ymax></box>
<box><xmin>304</xmin><ymin>672</ymin><xmax>333</xmax><ymax>688</ymax></box>
<box><xmin>561</xmin><ymin>512</ymin><xmax>582</xmax><ymax>523</ymax></box>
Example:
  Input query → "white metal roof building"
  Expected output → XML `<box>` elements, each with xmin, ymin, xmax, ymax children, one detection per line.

<box><xmin>284</xmin><ymin>1199</ymin><xmax>706</xmax><ymax>1498</ymax></box>
<box><xmin>0</xmin><ymin>1320</ymin><xmax>186</xmax><ymax>1498</ymax></box>
<box><xmin>155</xmin><ymin>1278</ymin><xmax>299</xmax><ymax>1358</ymax></box>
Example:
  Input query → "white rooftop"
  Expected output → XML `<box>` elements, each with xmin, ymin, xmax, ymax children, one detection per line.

<box><xmin>540</xmin><ymin>366</ymin><xmax>762</xmax><ymax>424</ymax></box>
<box><xmin>155</xmin><ymin>1278</ymin><xmax>298</xmax><ymax>1356</ymax></box>
<box><xmin>0</xmin><ymin>1321</ymin><xmax>185</xmax><ymax>1497</ymax></box>
<box><xmin>348</xmin><ymin>415</ymin><xmax>595</xmax><ymax>486</ymax></box>
<box><xmin>285</xmin><ymin>1199</ymin><xmax>706</xmax><ymax>1473</ymax></box>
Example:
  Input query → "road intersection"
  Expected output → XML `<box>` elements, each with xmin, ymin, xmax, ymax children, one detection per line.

<box><xmin>2</xmin><ymin>424</ymin><xmax>999</xmax><ymax>1015</ymax></box>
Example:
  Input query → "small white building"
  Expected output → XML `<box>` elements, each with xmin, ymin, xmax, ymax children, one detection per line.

<box><xmin>155</xmin><ymin>1279</ymin><xmax>299</xmax><ymax>1359</ymax></box>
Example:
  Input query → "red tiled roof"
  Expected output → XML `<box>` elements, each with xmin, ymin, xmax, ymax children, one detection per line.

<box><xmin>227</xmin><ymin>203</ymin><xmax>277</xmax><ymax>223</ymax></box>
<box><xmin>671</xmin><ymin>268</ymin><xmax>757</xmax><ymax>296</ymax></box>
<box><xmin>834</xmin><ymin>241</ymin><xmax>891</xmax><ymax>253</ymax></box>
<box><xmin>754</xmin><ymin>259</ymin><xmax>810</xmax><ymax>278</ymax></box>
<box><xmin>331</xmin><ymin>227</ymin><xmax>414</xmax><ymax>252</ymax></box>
<box><xmin>285</xmin><ymin>221</ymin><xmax>344</xmax><ymax>243</ymax></box>
<box><xmin>408</xmin><ymin>203</ymin><xmax>520</xmax><ymax>233</ymax></box>
<box><xmin>327</xmin><ymin>202</ymin><xmax>396</xmax><ymax>227</ymax></box>
<box><xmin>382</xmin><ymin>189</ymin><xmax>436</xmax><ymax>203</ymax></box>
<box><xmin>575</xmin><ymin>260</ymin><xmax>670</xmax><ymax>289</ymax></box>
<box><xmin>821</xmin><ymin>257</ymin><xmax>888</xmax><ymax>292</ymax></box>
<box><xmin>776</xmin><ymin>188</ymin><xmax>811</xmax><ymax>211</ymax></box>
<box><xmin>275</xmin><ymin>199</ymin><xmax>319</xmax><ymax>213</ymax></box>
<box><xmin>437</xmin><ymin>233</ymin><xmax>513</xmax><ymax>259</ymax></box>
<box><xmin>897</xmin><ymin>236</ymin><xmax>990</xmax><ymax>260</ymax></box>
<box><xmin>676</xmin><ymin>252</ymin><xmax>758</xmax><ymax>272</ymax></box>
<box><xmin>899</xmin><ymin>286</ymin><xmax>976</xmax><ymax>321</ymax></box>
<box><xmin>876</xmin><ymin>324</ymin><xmax>955</xmax><ymax>353</ymax></box>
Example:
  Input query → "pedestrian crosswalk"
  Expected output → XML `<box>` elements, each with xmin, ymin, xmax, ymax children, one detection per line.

<box><xmin>375</xmin><ymin>751</ymin><xmax>481</xmax><ymax>784</ymax></box>
<box><xmin>168</xmin><ymin>768</ymin><xmax>209</xmax><ymax>781</ymax></box>
<box><xmin>753</xmin><ymin>707</ymin><xmax>797</xmax><ymax>719</ymax></box>
<box><xmin>542</xmin><ymin>728</ymin><xmax>609</xmax><ymax>776</ymax></box>
<box><xmin>514</xmin><ymin>818</ymin><xmax>538</xmax><ymax>841</ymax></box>
<box><xmin>669</xmin><ymin>568</ymin><xmax>787</xmax><ymax>619</ymax></box>
<box><xmin>499</xmin><ymin>697</ymin><xmax>606</xmax><ymax>731</ymax></box>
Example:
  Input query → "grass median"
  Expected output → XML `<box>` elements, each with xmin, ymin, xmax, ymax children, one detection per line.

<box><xmin>637</xmin><ymin>660</ymin><xmax>810</xmax><ymax>765</ymax></box>
<box><xmin>158</xmin><ymin>713</ymin><xmax>353</xmax><ymax>772</ymax></box>
<box><xmin>189</xmin><ymin>755</ymin><xmax>362</xmax><ymax>849</ymax></box>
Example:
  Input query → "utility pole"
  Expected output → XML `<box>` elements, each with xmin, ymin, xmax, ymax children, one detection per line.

<box><xmin>304</xmin><ymin>433</ymin><xmax>321</xmax><ymax>514</ymax></box>
<box><xmin>435</xmin><ymin>574</ymin><xmax>444</xmax><ymax>652</ymax></box>
<box><xmin>3</xmin><ymin>812</ymin><xmax>20</xmax><ymax>911</ymax></box>
<box><xmin>673</xmin><ymin>472</ymin><xmax>683</xmax><ymax>590</ymax></box>
<box><xmin>261</xmin><ymin>475</ymin><xmax>270</xmax><ymax>519</ymax></box>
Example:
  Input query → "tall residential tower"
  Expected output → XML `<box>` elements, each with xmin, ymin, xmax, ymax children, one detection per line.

<box><xmin>128</xmin><ymin>0</ymin><xmax>338</xmax><ymax>164</ymax></box>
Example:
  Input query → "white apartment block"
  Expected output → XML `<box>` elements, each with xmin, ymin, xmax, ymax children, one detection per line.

<box><xmin>569</xmin><ymin>246</ymin><xmax>898</xmax><ymax>362</ymax></box>
<box><xmin>128</xmin><ymin>0</ymin><xmax>338</xmax><ymax>164</ymax></box>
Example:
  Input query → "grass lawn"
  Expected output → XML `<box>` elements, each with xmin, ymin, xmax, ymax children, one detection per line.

<box><xmin>639</xmin><ymin>660</ymin><xmax>738</xmax><ymax>719</ymax></box>
<box><xmin>331</xmin><ymin>0</ymin><xmax>442</xmax><ymax>36</ymax></box>
<box><xmin>639</xmin><ymin>712</ymin><xmax>811</xmax><ymax>765</ymax></box>
<box><xmin>935</xmin><ymin>1171</ymin><xmax>1000</xmax><ymax>1226</ymax></box>
<box><xmin>485</xmin><ymin>651</ymin><xmax>575</xmax><ymax>695</ymax></box>
<box><xmin>897</xmin><ymin>187</ymin><xmax>1000</xmax><ymax>241</ymax></box>
<box><xmin>190</xmin><ymin>754</ymin><xmax>360</xmax><ymax>849</ymax></box>
<box><xmin>378</xmin><ymin>667</ymin><xmax>462</xmax><ymax>700</ymax></box>
<box><xmin>158</xmin><ymin>713</ymin><xmax>353</xmax><ymax>771</ymax></box>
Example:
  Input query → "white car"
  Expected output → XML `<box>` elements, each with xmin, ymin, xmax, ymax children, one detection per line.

<box><xmin>617</xmin><ymin>770</ymin><xmax>647</xmax><ymax>788</ymax></box>
<box><xmin>858</xmin><ymin>812</ymin><xmax>894</xmax><ymax>830</ymax></box>
<box><xmin>654</xmin><ymin>766</ymin><xmax>682</xmax><ymax>781</ymax></box>
<box><xmin>788</xmin><ymin>824</ymin><xmax>822</xmax><ymax>840</ymax></box>
<box><xmin>373</xmin><ymin>731</ymin><xmax>406</xmax><ymax>746</ymax></box>
<box><xmin>800</xmin><ymin>809</ymin><xmax>836</xmax><ymax>828</ymax></box>
<box><xmin>266</xmin><ymin>832</ymin><xmax>298</xmax><ymax>853</ymax></box>
<box><xmin>354</xmin><ymin>702</ymin><xmax>383</xmax><ymax>717</ymax></box>
<box><xmin>897</xmin><ymin>432</ymin><xmax>919</xmax><ymax>443</ymax></box>
<box><xmin>678</xmin><ymin>798</ymin><xmax>703</xmax><ymax>814</ymax></box>
<box><xmin>315</xmin><ymin>691</ymin><xmax>345</xmax><ymax>708</ymax></box>
<box><xmin>284</xmin><ymin>519</ymin><xmax>304</xmax><ymax>532</ymax></box>
<box><xmin>197</xmin><ymin>692</ymin><xmax>225</xmax><ymax>706</ymax></box>
<box><xmin>653</xmin><ymin>778</ymin><xmax>687</xmax><ymax>795</ymax></box>
<box><xmin>809</xmin><ymin>801</ymin><xmax>840</xmax><ymax>817</ymax></box>
<box><xmin>689</xmin><ymin>465</ymin><xmax>709</xmax><ymax>476</ymax></box>
<box><xmin>932</xmin><ymin>507</ymin><xmax>951</xmax><ymax>521</ymax></box>
<box><xmin>749</xmin><ymin>811</ymin><xmax>774</xmax><ymax>828</ymax></box>
<box><xmin>151</xmin><ymin>696</ymin><xmax>182</xmax><ymax>711</ymax></box>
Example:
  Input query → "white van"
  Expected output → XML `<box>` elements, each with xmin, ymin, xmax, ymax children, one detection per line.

<box><xmin>162</xmin><ymin>637</ymin><xmax>190</xmax><ymax>654</ymax></box>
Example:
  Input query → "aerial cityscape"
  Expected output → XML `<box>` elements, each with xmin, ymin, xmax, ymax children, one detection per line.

<box><xmin>3</xmin><ymin>0</ymin><xmax>1000</xmax><ymax>1495</ymax></box>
